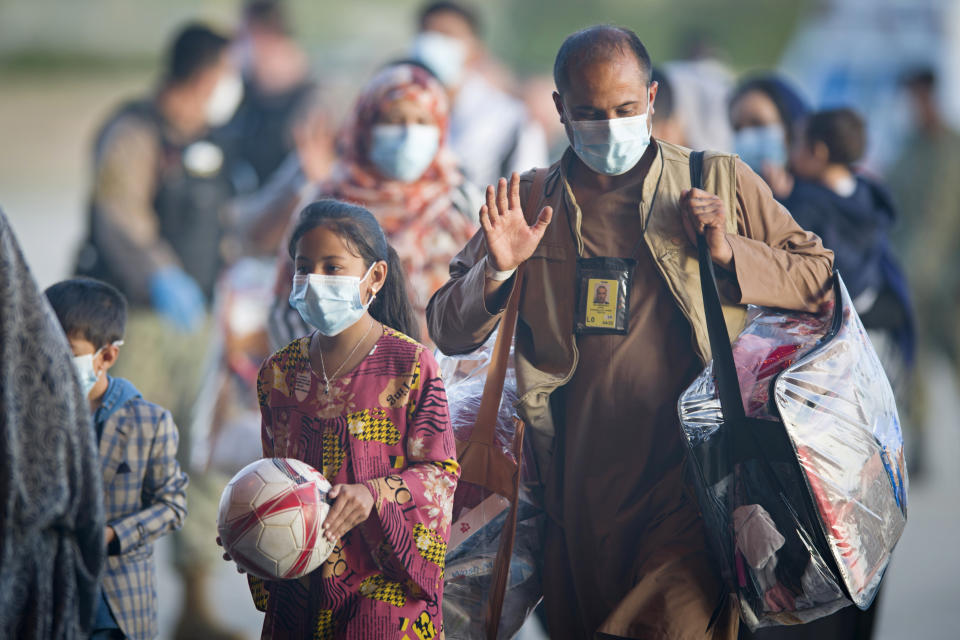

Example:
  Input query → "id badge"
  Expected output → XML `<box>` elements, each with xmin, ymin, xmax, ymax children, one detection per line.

<box><xmin>575</xmin><ymin>257</ymin><xmax>635</xmax><ymax>335</ymax></box>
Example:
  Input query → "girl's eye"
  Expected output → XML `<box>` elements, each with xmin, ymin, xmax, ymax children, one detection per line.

<box><xmin>295</xmin><ymin>265</ymin><xmax>309</xmax><ymax>275</ymax></box>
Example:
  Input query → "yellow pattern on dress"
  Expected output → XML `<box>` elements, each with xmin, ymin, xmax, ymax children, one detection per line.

<box><xmin>412</xmin><ymin>523</ymin><xmax>446</xmax><ymax>568</ymax></box>
<box><xmin>322</xmin><ymin>429</ymin><xmax>345</xmax><ymax>479</ymax></box>
<box><xmin>313</xmin><ymin>609</ymin><xmax>335</xmax><ymax>640</ymax></box>
<box><xmin>346</xmin><ymin>408</ymin><xmax>401</xmax><ymax>445</ymax></box>
<box><xmin>359</xmin><ymin>574</ymin><xmax>408</xmax><ymax>607</ymax></box>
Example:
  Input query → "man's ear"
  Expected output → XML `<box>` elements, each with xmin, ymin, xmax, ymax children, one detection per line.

<box><xmin>552</xmin><ymin>91</ymin><xmax>565</xmax><ymax>124</ymax></box>
<box><xmin>648</xmin><ymin>80</ymin><xmax>659</xmax><ymax>112</ymax></box>
<box><xmin>99</xmin><ymin>343</ymin><xmax>121</xmax><ymax>373</ymax></box>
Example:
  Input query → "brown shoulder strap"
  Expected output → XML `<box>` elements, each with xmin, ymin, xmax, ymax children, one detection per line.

<box><xmin>476</xmin><ymin>168</ymin><xmax>547</xmax><ymax>639</ymax></box>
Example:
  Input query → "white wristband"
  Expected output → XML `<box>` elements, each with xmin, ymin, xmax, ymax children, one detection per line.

<box><xmin>484</xmin><ymin>256</ymin><xmax>517</xmax><ymax>282</ymax></box>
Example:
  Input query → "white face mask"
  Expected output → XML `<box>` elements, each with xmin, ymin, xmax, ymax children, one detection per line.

<box><xmin>569</xmin><ymin>110</ymin><xmax>652</xmax><ymax>176</ymax></box>
<box><xmin>410</xmin><ymin>31</ymin><xmax>467</xmax><ymax>87</ymax></box>
<box><xmin>733</xmin><ymin>124</ymin><xmax>787</xmax><ymax>174</ymax></box>
<box><xmin>369</xmin><ymin>124</ymin><xmax>441</xmax><ymax>182</ymax></box>
<box><xmin>289</xmin><ymin>265</ymin><xmax>376</xmax><ymax>337</ymax></box>
<box><xmin>206</xmin><ymin>71</ymin><xmax>244</xmax><ymax>126</ymax></box>
<box><xmin>72</xmin><ymin>341</ymin><xmax>123</xmax><ymax>397</ymax></box>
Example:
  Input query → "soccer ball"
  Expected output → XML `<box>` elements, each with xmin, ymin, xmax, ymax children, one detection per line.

<box><xmin>217</xmin><ymin>458</ymin><xmax>335</xmax><ymax>580</ymax></box>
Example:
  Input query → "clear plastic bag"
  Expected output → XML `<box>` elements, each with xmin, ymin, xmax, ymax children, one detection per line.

<box><xmin>437</xmin><ymin>333</ymin><xmax>543</xmax><ymax>639</ymax></box>
<box><xmin>678</xmin><ymin>275</ymin><xmax>907</xmax><ymax>629</ymax></box>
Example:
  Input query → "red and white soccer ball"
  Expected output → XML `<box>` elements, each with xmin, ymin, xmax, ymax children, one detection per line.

<box><xmin>217</xmin><ymin>458</ymin><xmax>335</xmax><ymax>580</ymax></box>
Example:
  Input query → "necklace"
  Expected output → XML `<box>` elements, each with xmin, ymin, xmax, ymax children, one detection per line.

<box><xmin>316</xmin><ymin>319</ymin><xmax>377</xmax><ymax>394</ymax></box>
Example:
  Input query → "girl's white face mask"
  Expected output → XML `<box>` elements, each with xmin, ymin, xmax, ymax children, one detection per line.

<box><xmin>289</xmin><ymin>264</ymin><xmax>376</xmax><ymax>336</ymax></box>
<box><xmin>569</xmin><ymin>110</ymin><xmax>652</xmax><ymax>176</ymax></box>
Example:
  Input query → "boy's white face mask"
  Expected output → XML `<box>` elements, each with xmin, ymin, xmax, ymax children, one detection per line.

<box><xmin>72</xmin><ymin>341</ymin><xmax>123</xmax><ymax>397</ymax></box>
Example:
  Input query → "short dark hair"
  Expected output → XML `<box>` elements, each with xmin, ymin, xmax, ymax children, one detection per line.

<box><xmin>166</xmin><ymin>23</ymin><xmax>230</xmax><ymax>86</ymax></box>
<box><xmin>244</xmin><ymin>0</ymin><xmax>290</xmax><ymax>34</ymax></box>
<box><xmin>804</xmin><ymin>108</ymin><xmax>866</xmax><ymax>167</ymax></box>
<box><xmin>553</xmin><ymin>25</ymin><xmax>652</xmax><ymax>95</ymax></box>
<box><xmin>902</xmin><ymin>66</ymin><xmax>936</xmax><ymax>91</ymax></box>
<box><xmin>418</xmin><ymin>1</ymin><xmax>481</xmax><ymax>36</ymax></box>
<box><xmin>651</xmin><ymin>67</ymin><xmax>674</xmax><ymax>122</ymax></box>
<box><xmin>45</xmin><ymin>278</ymin><xmax>127</xmax><ymax>350</ymax></box>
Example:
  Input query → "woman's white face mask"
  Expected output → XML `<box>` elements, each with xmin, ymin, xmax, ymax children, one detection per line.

<box><xmin>368</xmin><ymin>124</ymin><xmax>441</xmax><ymax>182</ymax></box>
<box><xmin>289</xmin><ymin>264</ymin><xmax>376</xmax><ymax>336</ymax></box>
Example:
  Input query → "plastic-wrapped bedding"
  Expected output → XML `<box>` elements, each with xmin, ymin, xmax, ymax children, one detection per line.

<box><xmin>678</xmin><ymin>275</ymin><xmax>907</xmax><ymax>629</ymax></box>
<box><xmin>437</xmin><ymin>333</ymin><xmax>543</xmax><ymax>639</ymax></box>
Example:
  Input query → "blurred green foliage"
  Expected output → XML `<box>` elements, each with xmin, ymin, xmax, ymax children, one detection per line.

<box><xmin>0</xmin><ymin>0</ymin><xmax>811</xmax><ymax>76</ymax></box>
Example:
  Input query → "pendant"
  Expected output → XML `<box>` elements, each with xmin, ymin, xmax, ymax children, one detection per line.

<box><xmin>323</xmin><ymin>380</ymin><xmax>331</xmax><ymax>395</ymax></box>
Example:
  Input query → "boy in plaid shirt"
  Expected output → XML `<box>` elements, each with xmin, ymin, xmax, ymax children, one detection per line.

<box><xmin>46</xmin><ymin>278</ymin><xmax>188</xmax><ymax>640</ymax></box>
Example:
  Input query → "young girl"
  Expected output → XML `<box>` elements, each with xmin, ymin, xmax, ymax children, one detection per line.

<box><xmin>249</xmin><ymin>199</ymin><xmax>459</xmax><ymax>639</ymax></box>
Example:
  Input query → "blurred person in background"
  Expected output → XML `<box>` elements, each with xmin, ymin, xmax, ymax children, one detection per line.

<box><xmin>73</xmin><ymin>23</ymin><xmax>244</xmax><ymax>640</ymax></box>
<box><xmin>269</xmin><ymin>62</ymin><xmax>480</xmax><ymax>348</ymax></box>
<box><xmin>785</xmin><ymin>108</ymin><xmax>914</xmax><ymax>388</ymax></box>
<box><xmin>520</xmin><ymin>74</ymin><xmax>569</xmax><ymax>161</ymax></box>
<box><xmin>1</xmin><ymin>210</ymin><xmax>105</xmax><ymax>640</ymax></box>
<box><xmin>739</xmin><ymin>110</ymin><xmax>914</xmax><ymax>640</ymax></box>
<box><xmin>217</xmin><ymin>0</ymin><xmax>321</xmax><ymax>193</ymax></box>
<box><xmin>729</xmin><ymin>74</ymin><xmax>810</xmax><ymax>199</ymax></box>
<box><xmin>428</xmin><ymin>25</ymin><xmax>834</xmax><ymax>639</ymax></box>
<box><xmin>650</xmin><ymin>67</ymin><xmax>688</xmax><ymax>147</ymax></box>
<box><xmin>409</xmin><ymin>1</ymin><xmax>548</xmax><ymax>187</ymax></box>
<box><xmin>886</xmin><ymin>68</ymin><xmax>960</xmax><ymax>474</ymax></box>
<box><xmin>661</xmin><ymin>30</ymin><xmax>735</xmax><ymax>152</ymax></box>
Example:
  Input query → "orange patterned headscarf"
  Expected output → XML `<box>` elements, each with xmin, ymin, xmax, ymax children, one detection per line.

<box><xmin>327</xmin><ymin>63</ymin><xmax>466</xmax><ymax>232</ymax></box>
<box><xmin>323</xmin><ymin>63</ymin><xmax>478</xmax><ymax>326</ymax></box>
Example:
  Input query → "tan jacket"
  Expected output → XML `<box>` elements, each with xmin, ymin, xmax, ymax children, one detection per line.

<box><xmin>427</xmin><ymin>141</ymin><xmax>834</xmax><ymax>472</ymax></box>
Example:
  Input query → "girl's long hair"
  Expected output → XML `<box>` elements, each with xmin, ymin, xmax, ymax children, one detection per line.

<box><xmin>288</xmin><ymin>199</ymin><xmax>420</xmax><ymax>341</ymax></box>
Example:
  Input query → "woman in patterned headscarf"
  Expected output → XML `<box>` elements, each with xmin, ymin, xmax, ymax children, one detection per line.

<box><xmin>269</xmin><ymin>62</ymin><xmax>480</xmax><ymax>348</ymax></box>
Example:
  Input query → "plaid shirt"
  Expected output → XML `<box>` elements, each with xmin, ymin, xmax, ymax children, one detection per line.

<box><xmin>97</xmin><ymin>380</ymin><xmax>188</xmax><ymax>640</ymax></box>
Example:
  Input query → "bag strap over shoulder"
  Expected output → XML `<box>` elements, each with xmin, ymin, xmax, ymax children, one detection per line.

<box><xmin>468</xmin><ymin>168</ymin><xmax>548</xmax><ymax>639</ymax></box>
<box><xmin>690</xmin><ymin>151</ymin><xmax>746</xmax><ymax>422</ymax></box>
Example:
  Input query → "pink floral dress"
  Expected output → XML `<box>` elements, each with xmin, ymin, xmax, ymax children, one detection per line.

<box><xmin>248</xmin><ymin>327</ymin><xmax>459</xmax><ymax>639</ymax></box>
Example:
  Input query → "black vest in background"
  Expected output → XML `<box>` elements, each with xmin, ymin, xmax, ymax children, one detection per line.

<box><xmin>77</xmin><ymin>100</ymin><xmax>235</xmax><ymax>304</ymax></box>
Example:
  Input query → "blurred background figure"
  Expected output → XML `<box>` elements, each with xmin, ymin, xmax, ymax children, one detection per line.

<box><xmin>661</xmin><ymin>30</ymin><xmax>736</xmax><ymax>151</ymax></box>
<box><xmin>217</xmin><ymin>0</ymin><xmax>317</xmax><ymax>192</ymax></box>
<box><xmin>650</xmin><ymin>67</ymin><xmax>688</xmax><ymax>146</ymax></box>
<box><xmin>885</xmin><ymin>67</ymin><xmax>960</xmax><ymax>476</ymax></box>
<box><xmin>519</xmin><ymin>73</ymin><xmax>570</xmax><ymax>160</ymax></box>
<box><xmin>1</xmin><ymin>210</ymin><xmax>105</xmax><ymax>640</ymax></box>
<box><xmin>729</xmin><ymin>74</ymin><xmax>810</xmax><ymax>198</ymax></box>
<box><xmin>786</xmin><ymin>108</ymin><xmax>914</xmax><ymax>398</ymax></box>
<box><xmin>270</xmin><ymin>62</ymin><xmax>479</xmax><ymax>348</ymax></box>
<box><xmin>73</xmin><ymin>23</ymin><xmax>244</xmax><ymax>640</ymax></box>
<box><xmin>410</xmin><ymin>0</ymin><xmax>548</xmax><ymax>186</ymax></box>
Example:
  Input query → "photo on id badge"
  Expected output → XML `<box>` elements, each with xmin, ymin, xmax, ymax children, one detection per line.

<box><xmin>586</xmin><ymin>278</ymin><xmax>618</xmax><ymax>328</ymax></box>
